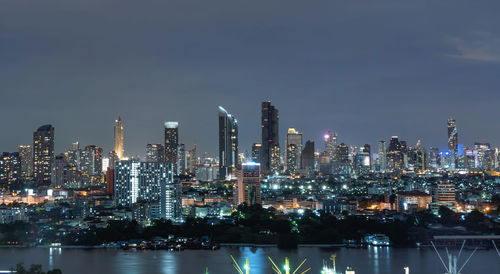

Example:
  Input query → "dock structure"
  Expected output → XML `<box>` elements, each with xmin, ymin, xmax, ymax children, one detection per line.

<box><xmin>431</xmin><ymin>235</ymin><xmax>500</xmax><ymax>249</ymax></box>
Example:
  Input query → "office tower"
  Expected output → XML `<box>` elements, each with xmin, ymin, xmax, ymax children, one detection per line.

<box><xmin>474</xmin><ymin>142</ymin><xmax>491</xmax><ymax>170</ymax></box>
<box><xmin>428</xmin><ymin>147</ymin><xmax>440</xmax><ymax>169</ymax></box>
<box><xmin>146</xmin><ymin>144</ymin><xmax>165</xmax><ymax>163</ymax></box>
<box><xmin>286</xmin><ymin>144</ymin><xmax>299</xmax><ymax>176</ymax></box>
<box><xmin>108</xmin><ymin>150</ymin><xmax>119</xmax><ymax>170</ymax></box>
<box><xmin>251</xmin><ymin>143</ymin><xmax>262</xmax><ymax>164</ymax></box>
<box><xmin>335</xmin><ymin>143</ymin><xmax>349</xmax><ymax>163</ymax></box>
<box><xmin>51</xmin><ymin>154</ymin><xmax>68</xmax><ymax>188</ymax></box>
<box><xmin>164</xmin><ymin>122</ymin><xmax>179</xmax><ymax>173</ymax></box>
<box><xmin>196</xmin><ymin>157</ymin><xmax>217</xmax><ymax>182</ymax></box>
<box><xmin>218</xmin><ymin>106</ymin><xmax>239</xmax><ymax>180</ymax></box>
<box><xmin>0</xmin><ymin>152</ymin><xmax>21</xmax><ymax>190</ymax></box>
<box><xmin>114</xmin><ymin>160</ymin><xmax>181</xmax><ymax>221</ymax></box>
<box><xmin>18</xmin><ymin>145</ymin><xmax>33</xmax><ymax>181</ymax></box>
<box><xmin>235</xmin><ymin>163</ymin><xmax>261</xmax><ymax>205</ymax></box>
<box><xmin>186</xmin><ymin>145</ymin><xmax>197</xmax><ymax>174</ymax></box>
<box><xmin>113</xmin><ymin>116</ymin><xmax>124</xmax><ymax>160</ymax></box>
<box><xmin>447</xmin><ymin>118</ymin><xmax>458</xmax><ymax>168</ymax></box>
<box><xmin>377</xmin><ymin>141</ymin><xmax>387</xmax><ymax>172</ymax></box>
<box><xmin>261</xmin><ymin>101</ymin><xmax>279</xmax><ymax>175</ymax></box>
<box><xmin>361</xmin><ymin>144</ymin><xmax>371</xmax><ymax>167</ymax></box>
<box><xmin>387</xmin><ymin>136</ymin><xmax>403</xmax><ymax>171</ymax></box>
<box><xmin>334</xmin><ymin>143</ymin><xmax>349</xmax><ymax>174</ymax></box>
<box><xmin>285</xmin><ymin>127</ymin><xmax>302</xmax><ymax>174</ymax></box>
<box><xmin>324</xmin><ymin>131</ymin><xmax>338</xmax><ymax>162</ymax></box>
<box><xmin>301</xmin><ymin>141</ymin><xmax>315</xmax><ymax>177</ymax></box>
<box><xmin>408</xmin><ymin>147</ymin><xmax>426</xmax><ymax>172</ymax></box>
<box><xmin>66</xmin><ymin>142</ymin><xmax>81</xmax><ymax>169</ymax></box>
<box><xmin>177</xmin><ymin>143</ymin><xmax>186</xmax><ymax>175</ymax></box>
<box><xmin>80</xmin><ymin>145</ymin><xmax>103</xmax><ymax>176</ymax></box>
<box><xmin>33</xmin><ymin>124</ymin><xmax>55</xmax><ymax>185</ymax></box>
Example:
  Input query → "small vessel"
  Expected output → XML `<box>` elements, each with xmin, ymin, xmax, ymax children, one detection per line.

<box><xmin>364</xmin><ymin>234</ymin><xmax>390</xmax><ymax>246</ymax></box>
<box><xmin>321</xmin><ymin>255</ymin><xmax>356</xmax><ymax>274</ymax></box>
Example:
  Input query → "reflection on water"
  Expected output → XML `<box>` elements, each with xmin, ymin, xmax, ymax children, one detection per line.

<box><xmin>161</xmin><ymin>251</ymin><xmax>177</xmax><ymax>274</ymax></box>
<box><xmin>0</xmin><ymin>247</ymin><xmax>497</xmax><ymax>274</ymax></box>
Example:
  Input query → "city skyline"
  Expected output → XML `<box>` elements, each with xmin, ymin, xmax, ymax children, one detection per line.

<box><xmin>2</xmin><ymin>1</ymin><xmax>500</xmax><ymax>157</ymax></box>
<box><xmin>1</xmin><ymin>110</ymin><xmax>498</xmax><ymax>159</ymax></box>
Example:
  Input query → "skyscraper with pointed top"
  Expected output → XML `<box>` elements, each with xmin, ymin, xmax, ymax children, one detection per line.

<box><xmin>113</xmin><ymin>116</ymin><xmax>124</xmax><ymax>160</ymax></box>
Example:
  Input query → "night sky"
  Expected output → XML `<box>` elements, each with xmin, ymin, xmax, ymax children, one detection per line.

<box><xmin>1</xmin><ymin>1</ymin><xmax>500</xmax><ymax>157</ymax></box>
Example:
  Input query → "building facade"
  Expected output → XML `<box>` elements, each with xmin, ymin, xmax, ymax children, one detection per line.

<box><xmin>33</xmin><ymin>125</ymin><xmax>55</xmax><ymax>185</ymax></box>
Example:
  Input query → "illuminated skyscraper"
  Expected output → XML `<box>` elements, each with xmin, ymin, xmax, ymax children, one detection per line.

<box><xmin>0</xmin><ymin>152</ymin><xmax>21</xmax><ymax>190</ymax></box>
<box><xmin>81</xmin><ymin>145</ymin><xmax>103</xmax><ymax>176</ymax></box>
<box><xmin>324</xmin><ymin>131</ymin><xmax>338</xmax><ymax>162</ymax></box>
<box><xmin>146</xmin><ymin>144</ymin><xmax>165</xmax><ymax>162</ymax></box>
<box><xmin>164</xmin><ymin>121</ymin><xmax>179</xmax><ymax>173</ymax></box>
<box><xmin>18</xmin><ymin>145</ymin><xmax>33</xmax><ymax>181</ymax></box>
<box><xmin>177</xmin><ymin>143</ymin><xmax>186</xmax><ymax>175</ymax></box>
<box><xmin>447</xmin><ymin>118</ymin><xmax>458</xmax><ymax>168</ymax></box>
<box><xmin>261</xmin><ymin>101</ymin><xmax>279</xmax><ymax>175</ymax></box>
<box><xmin>235</xmin><ymin>163</ymin><xmax>261</xmax><ymax>205</ymax></box>
<box><xmin>377</xmin><ymin>140</ymin><xmax>387</xmax><ymax>172</ymax></box>
<box><xmin>33</xmin><ymin>124</ymin><xmax>55</xmax><ymax>185</ymax></box>
<box><xmin>286</xmin><ymin>144</ymin><xmax>299</xmax><ymax>176</ymax></box>
<box><xmin>387</xmin><ymin>136</ymin><xmax>403</xmax><ymax>171</ymax></box>
<box><xmin>285</xmin><ymin>127</ymin><xmax>302</xmax><ymax>174</ymax></box>
<box><xmin>251</xmin><ymin>143</ymin><xmax>262</xmax><ymax>164</ymax></box>
<box><xmin>113</xmin><ymin>116</ymin><xmax>124</xmax><ymax>160</ymax></box>
<box><xmin>218</xmin><ymin>106</ymin><xmax>239</xmax><ymax>180</ymax></box>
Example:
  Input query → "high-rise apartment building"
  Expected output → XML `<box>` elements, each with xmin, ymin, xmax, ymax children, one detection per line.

<box><xmin>387</xmin><ymin>136</ymin><xmax>404</xmax><ymax>171</ymax></box>
<box><xmin>251</xmin><ymin>143</ymin><xmax>262</xmax><ymax>164</ymax></box>
<box><xmin>81</xmin><ymin>145</ymin><xmax>103</xmax><ymax>176</ymax></box>
<box><xmin>113</xmin><ymin>116</ymin><xmax>124</xmax><ymax>160</ymax></box>
<box><xmin>0</xmin><ymin>152</ymin><xmax>21</xmax><ymax>190</ymax></box>
<box><xmin>218</xmin><ymin>107</ymin><xmax>239</xmax><ymax>180</ymax></box>
<box><xmin>285</xmin><ymin>127</ymin><xmax>302</xmax><ymax>174</ymax></box>
<box><xmin>261</xmin><ymin>101</ymin><xmax>279</xmax><ymax>175</ymax></box>
<box><xmin>146</xmin><ymin>144</ymin><xmax>165</xmax><ymax>163</ymax></box>
<box><xmin>114</xmin><ymin>160</ymin><xmax>181</xmax><ymax>221</ymax></box>
<box><xmin>164</xmin><ymin>122</ymin><xmax>179</xmax><ymax>174</ymax></box>
<box><xmin>177</xmin><ymin>143</ymin><xmax>186</xmax><ymax>175</ymax></box>
<box><xmin>33</xmin><ymin>125</ymin><xmax>55</xmax><ymax>185</ymax></box>
<box><xmin>324</xmin><ymin>131</ymin><xmax>338</xmax><ymax>162</ymax></box>
<box><xmin>18</xmin><ymin>145</ymin><xmax>33</xmax><ymax>181</ymax></box>
<box><xmin>377</xmin><ymin>140</ymin><xmax>387</xmax><ymax>172</ymax></box>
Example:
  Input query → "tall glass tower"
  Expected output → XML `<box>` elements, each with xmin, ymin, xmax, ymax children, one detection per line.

<box><xmin>33</xmin><ymin>124</ymin><xmax>55</xmax><ymax>185</ymax></box>
<box><xmin>261</xmin><ymin>101</ymin><xmax>279</xmax><ymax>175</ymax></box>
<box><xmin>164</xmin><ymin>122</ymin><xmax>179</xmax><ymax>174</ymax></box>
<box><xmin>218</xmin><ymin>106</ymin><xmax>238</xmax><ymax>180</ymax></box>
<box><xmin>447</xmin><ymin>118</ymin><xmax>458</xmax><ymax>169</ymax></box>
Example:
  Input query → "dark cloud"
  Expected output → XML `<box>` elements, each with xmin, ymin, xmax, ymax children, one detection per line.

<box><xmin>1</xmin><ymin>0</ymin><xmax>499</xmax><ymax>156</ymax></box>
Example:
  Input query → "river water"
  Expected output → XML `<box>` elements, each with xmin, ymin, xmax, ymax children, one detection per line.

<box><xmin>0</xmin><ymin>246</ymin><xmax>498</xmax><ymax>273</ymax></box>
